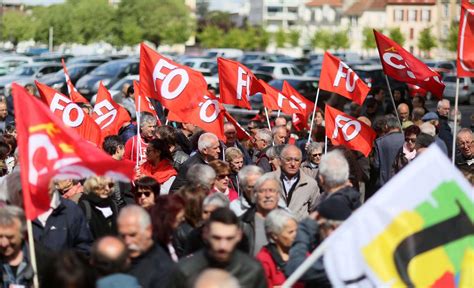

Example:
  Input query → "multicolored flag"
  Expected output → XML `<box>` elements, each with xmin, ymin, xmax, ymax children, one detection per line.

<box><xmin>12</xmin><ymin>83</ymin><xmax>135</xmax><ymax>220</ymax></box>
<box><xmin>321</xmin><ymin>145</ymin><xmax>473</xmax><ymax>288</ymax></box>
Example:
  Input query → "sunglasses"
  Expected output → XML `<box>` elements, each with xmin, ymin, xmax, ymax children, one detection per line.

<box><xmin>136</xmin><ymin>191</ymin><xmax>152</xmax><ymax>198</ymax></box>
<box><xmin>311</xmin><ymin>153</ymin><xmax>322</xmax><ymax>157</ymax></box>
<box><xmin>217</xmin><ymin>174</ymin><xmax>230</xmax><ymax>180</ymax></box>
<box><xmin>405</xmin><ymin>138</ymin><xmax>417</xmax><ymax>143</ymax></box>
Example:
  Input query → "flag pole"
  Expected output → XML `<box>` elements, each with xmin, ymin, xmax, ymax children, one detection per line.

<box><xmin>384</xmin><ymin>75</ymin><xmax>403</xmax><ymax>132</ymax></box>
<box><xmin>136</xmin><ymin>100</ymin><xmax>141</xmax><ymax>168</ymax></box>
<box><xmin>307</xmin><ymin>88</ymin><xmax>321</xmax><ymax>144</ymax></box>
<box><xmin>324</xmin><ymin>134</ymin><xmax>328</xmax><ymax>154</ymax></box>
<box><xmin>277</xmin><ymin>109</ymin><xmax>281</xmax><ymax>118</ymax></box>
<box><xmin>452</xmin><ymin>77</ymin><xmax>460</xmax><ymax>165</ymax></box>
<box><xmin>27</xmin><ymin>220</ymin><xmax>40</xmax><ymax>288</ymax></box>
<box><xmin>282</xmin><ymin>236</ymin><xmax>331</xmax><ymax>288</ymax></box>
<box><xmin>264</xmin><ymin>107</ymin><xmax>272</xmax><ymax>131</ymax></box>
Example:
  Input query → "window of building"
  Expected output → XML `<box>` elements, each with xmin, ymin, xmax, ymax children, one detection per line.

<box><xmin>394</xmin><ymin>9</ymin><xmax>404</xmax><ymax>21</ymax></box>
<box><xmin>443</xmin><ymin>3</ymin><xmax>449</xmax><ymax>18</ymax></box>
<box><xmin>288</xmin><ymin>7</ymin><xmax>298</xmax><ymax>14</ymax></box>
<box><xmin>267</xmin><ymin>6</ymin><xmax>283</xmax><ymax>14</ymax></box>
<box><xmin>421</xmin><ymin>9</ymin><xmax>431</xmax><ymax>22</ymax></box>
<box><xmin>410</xmin><ymin>28</ymin><xmax>414</xmax><ymax>40</ymax></box>
<box><xmin>408</xmin><ymin>9</ymin><xmax>417</xmax><ymax>21</ymax></box>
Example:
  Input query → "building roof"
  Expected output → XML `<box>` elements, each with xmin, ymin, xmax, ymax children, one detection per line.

<box><xmin>306</xmin><ymin>0</ymin><xmax>343</xmax><ymax>8</ymax></box>
<box><xmin>344</xmin><ymin>0</ymin><xmax>386</xmax><ymax>16</ymax></box>
<box><xmin>387</xmin><ymin>0</ymin><xmax>436</xmax><ymax>4</ymax></box>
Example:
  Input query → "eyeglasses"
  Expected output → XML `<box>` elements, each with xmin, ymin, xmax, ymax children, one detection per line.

<box><xmin>136</xmin><ymin>191</ymin><xmax>152</xmax><ymax>198</ymax></box>
<box><xmin>217</xmin><ymin>174</ymin><xmax>230</xmax><ymax>180</ymax></box>
<box><xmin>458</xmin><ymin>141</ymin><xmax>473</xmax><ymax>147</ymax></box>
<box><xmin>311</xmin><ymin>153</ymin><xmax>322</xmax><ymax>157</ymax></box>
<box><xmin>281</xmin><ymin>157</ymin><xmax>302</xmax><ymax>163</ymax></box>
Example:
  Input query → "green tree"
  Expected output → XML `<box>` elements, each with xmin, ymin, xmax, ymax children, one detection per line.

<box><xmin>72</xmin><ymin>0</ymin><xmax>115</xmax><ymax>44</ymax></box>
<box><xmin>333</xmin><ymin>30</ymin><xmax>349</xmax><ymax>50</ymax></box>
<box><xmin>312</xmin><ymin>29</ymin><xmax>333</xmax><ymax>50</ymax></box>
<box><xmin>1</xmin><ymin>11</ymin><xmax>36</xmax><ymax>46</ymax></box>
<box><xmin>33</xmin><ymin>4</ymin><xmax>80</xmax><ymax>44</ymax></box>
<box><xmin>198</xmin><ymin>26</ymin><xmax>224</xmax><ymax>48</ymax></box>
<box><xmin>288</xmin><ymin>30</ymin><xmax>300</xmax><ymax>47</ymax></box>
<box><xmin>222</xmin><ymin>28</ymin><xmax>246</xmax><ymax>49</ymax></box>
<box><xmin>274</xmin><ymin>28</ymin><xmax>286</xmax><ymax>48</ymax></box>
<box><xmin>389</xmin><ymin>27</ymin><xmax>405</xmax><ymax>46</ymax></box>
<box><xmin>418</xmin><ymin>27</ymin><xmax>437</xmax><ymax>57</ymax></box>
<box><xmin>445</xmin><ymin>22</ymin><xmax>459</xmax><ymax>52</ymax></box>
<box><xmin>252</xmin><ymin>26</ymin><xmax>270</xmax><ymax>50</ymax></box>
<box><xmin>362</xmin><ymin>27</ymin><xmax>377</xmax><ymax>50</ymax></box>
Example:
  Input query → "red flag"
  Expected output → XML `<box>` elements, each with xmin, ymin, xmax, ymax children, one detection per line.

<box><xmin>167</xmin><ymin>90</ymin><xmax>225</xmax><ymax>141</ymax></box>
<box><xmin>318</xmin><ymin>52</ymin><xmax>370</xmax><ymax>105</ymax></box>
<box><xmin>374</xmin><ymin>30</ymin><xmax>445</xmax><ymax>99</ymax></box>
<box><xmin>61</xmin><ymin>59</ymin><xmax>90</xmax><ymax>104</ymax></box>
<box><xmin>457</xmin><ymin>1</ymin><xmax>474</xmax><ymax>77</ymax></box>
<box><xmin>92</xmin><ymin>83</ymin><xmax>132</xmax><ymax>138</ymax></box>
<box><xmin>12</xmin><ymin>83</ymin><xmax>135</xmax><ymax>220</ymax></box>
<box><xmin>325</xmin><ymin>105</ymin><xmax>376</xmax><ymax>157</ymax></box>
<box><xmin>224</xmin><ymin>110</ymin><xmax>251</xmax><ymax>141</ymax></box>
<box><xmin>217</xmin><ymin>57</ymin><xmax>265</xmax><ymax>109</ymax></box>
<box><xmin>282</xmin><ymin>80</ymin><xmax>314</xmax><ymax>130</ymax></box>
<box><xmin>139</xmin><ymin>43</ymin><xmax>209</xmax><ymax>113</ymax></box>
<box><xmin>259</xmin><ymin>80</ymin><xmax>305</xmax><ymax>116</ymax></box>
<box><xmin>133</xmin><ymin>81</ymin><xmax>162</xmax><ymax>125</ymax></box>
<box><xmin>36</xmin><ymin>81</ymin><xmax>102</xmax><ymax>146</ymax></box>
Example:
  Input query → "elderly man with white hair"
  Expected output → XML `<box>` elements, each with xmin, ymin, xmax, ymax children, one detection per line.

<box><xmin>117</xmin><ymin>205</ymin><xmax>175</xmax><ymax>288</ymax></box>
<box><xmin>170</xmin><ymin>132</ymin><xmax>221</xmax><ymax>192</ymax></box>
<box><xmin>316</xmin><ymin>150</ymin><xmax>361</xmax><ymax>211</ymax></box>
<box><xmin>253</xmin><ymin>129</ymin><xmax>273</xmax><ymax>172</ymax></box>
<box><xmin>455</xmin><ymin>128</ymin><xmax>473</xmax><ymax>184</ymax></box>
<box><xmin>436</xmin><ymin>99</ymin><xmax>453</xmax><ymax>157</ymax></box>
<box><xmin>230</xmin><ymin>165</ymin><xmax>264</xmax><ymax>216</ymax></box>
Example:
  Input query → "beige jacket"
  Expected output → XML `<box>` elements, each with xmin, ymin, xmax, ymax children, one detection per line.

<box><xmin>268</xmin><ymin>169</ymin><xmax>320</xmax><ymax>221</ymax></box>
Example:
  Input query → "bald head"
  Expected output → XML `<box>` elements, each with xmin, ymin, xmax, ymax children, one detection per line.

<box><xmin>91</xmin><ymin>236</ymin><xmax>129</xmax><ymax>276</ymax></box>
<box><xmin>357</xmin><ymin>116</ymin><xmax>371</xmax><ymax>127</ymax></box>
<box><xmin>194</xmin><ymin>269</ymin><xmax>239</xmax><ymax>288</ymax></box>
<box><xmin>397</xmin><ymin>103</ymin><xmax>410</xmax><ymax>121</ymax></box>
<box><xmin>96</xmin><ymin>236</ymin><xmax>126</xmax><ymax>259</ymax></box>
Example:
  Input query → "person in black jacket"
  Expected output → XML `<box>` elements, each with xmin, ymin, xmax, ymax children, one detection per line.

<box><xmin>117</xmin><ymin>205</ymin><xmax>175</xmax><ymax>288</ymax></box>
<box><xmin>168</xmin><ymin>208</ymin><xmax>267</xmax><ymax>288</ymax></box>
<box><xmin>436</xmin><ymin>99</ymin><xmax>453</xmax><ymax>157</ymax></box>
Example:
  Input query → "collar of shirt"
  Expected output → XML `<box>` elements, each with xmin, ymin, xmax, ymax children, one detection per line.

<box><xmin>282</xmin><ymin>172</ymin><xmax>299</xmax><ymax>195</ymax></box>
<box><xmin>37</xmin><ymin>191</ymin><xmax>61</xmax><ymax>227</ymax></box>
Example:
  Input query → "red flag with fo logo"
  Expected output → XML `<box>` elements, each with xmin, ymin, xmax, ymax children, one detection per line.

<box><xmin>282</xmin><ymin>80</ymin><xmax>314</xmax><ymax>130</ymax></box>
<box><xmin>457</xmin><ymin>1</ymin><xmax>474</xmax><ymax>77</ymax></box>
<box><xmin>92</xmin><ymin>83</ymin><xmax>132</xmax><ymax>139</ymax></box>
<box><xmin>217</xmin><ymin>57</ymin><xmax>265</xmax><ymax>109</ymax></box>
<box><xmin>374</xmin><ymin>30</ymin><xmax>445</xmax><ymax>99</ymax></box>
<box><xmin>258</xmin><ymin>79</ymin><xmax>305</xmax><ymax>116</ymax></box>
<box><xmin>319</xmin><ymin>52</ymin><xmax>370</xmax><ymax>105</ymax></box>
<box><xmin>139</xmin><ymin>43</ymin><xmax>209</xmax><ymax>114</ymax></box>
<box><xmin>36</xmin><ymin>81</ymin><xmax>102</xmax><ymax>146</ymax></box>
<box><xmin>12</xmin><ymin>83</ymin><xmax>135</xmax><ymax>220</ymax></box>
<box><xmin>133</xmin><ymin>81</ymin><xmax>162</xmax><ymax>125</ymax></box>
<box><xmin>325</xmin><ymin>105</ymin><xmax>376</xmax><ymax>157</ymax></box>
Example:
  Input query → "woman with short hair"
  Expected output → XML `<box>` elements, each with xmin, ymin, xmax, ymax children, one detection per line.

<box><xmin>132</xmin><ymin>176</ymin><xmax>160</xmax><ymax>209</ymax></box>
<box><xmin>208</xmin><ymin>160</ymin><xmax>238</xmax><ymax>201</ymax></box>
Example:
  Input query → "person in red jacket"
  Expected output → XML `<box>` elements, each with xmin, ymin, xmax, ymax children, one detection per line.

<box><xmin>256</xmin><ymin>209</ymin><xmax>303</xmax><ymax>288</ymax></box>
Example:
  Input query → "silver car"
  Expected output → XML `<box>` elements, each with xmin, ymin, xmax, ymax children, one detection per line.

<box><xmin>443</xmin><ymin>75</ymin><xmax>474</xmax><ymax>104</ymax></box>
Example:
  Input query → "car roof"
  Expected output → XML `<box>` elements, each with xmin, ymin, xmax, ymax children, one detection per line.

<box><xmin>352</xmin><ymin>64</ymin><xmax>383</xmax><ymax>71</ymax></box>
<box><xmin>259</xmin><ymin>62</ymin><xmax>296</xmax><ymax>67</ymax></box>
<box><xmin>22</xmin><ymin>62</ymin><xmax>62</xmax><ymax>67</ymax></box>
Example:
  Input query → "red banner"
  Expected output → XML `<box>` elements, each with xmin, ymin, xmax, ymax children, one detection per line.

<box><xmin>259</xmin><ymin>79</ymin><xmax>305</xmax><ymax>117</ymax></box>
<box><xmin>36</xmin><ymin>81</ymin><xmax>101</xmax><ymax>145</ymax></box>
<box><xmin>319</xmin><ymin>52</ymin><xmax>370</xmax><ymax>105</ymax></box>
<box><xmin>12</xmin><ymin>83</ymin><xmax>135</xmax><ymax>220</ymax></box>
<box><xmin>325</xmin><ymin>105</ymin><xmax>376</xmax><ymax>157</ymax></box>
<box><xmin>133</xmin><ymin>81</ymin><xmax>161</xmax><ymax>125</ymax></box>
<box><xmin>217</xmin><ymin>57</ymin><xmax>264</xmax><ymax>109</ymax></box>
<box><xmin>61</xmin><ymin>59</ymin><xmax>90</xmax><ymax>104</ymax></box>
<box><xmin>282</xmin><ymin>80</ymin><xmax>314</xmax><ymax>130</ymax></box>
<box><xmin>374</xmin><ymin>30</ymin><xmax>445</xmax><ymax>99</ymax></box>
<box><xmin>92</xmin><ymin>83</ymin><xmax>132</xmax><ymax>139</ymax></box>
<box><xmin>224</xmin><ymin>110</ymin><xmax>251</xmax><ymax>141</ymax></box>
<box><xmin>457</xmin><ymin>0</ymin><xmax>474</xmax><ymax>77</ymax></box>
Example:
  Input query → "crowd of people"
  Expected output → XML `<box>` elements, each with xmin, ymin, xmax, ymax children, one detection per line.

<box><xmin>0</xmin><ymin>83</ymin><xmax>472</xmax><ymax>288</ymax></box>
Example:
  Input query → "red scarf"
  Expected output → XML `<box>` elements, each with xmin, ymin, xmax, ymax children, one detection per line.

<box><xmin>140</xmin><ymin>159</ymin><xmax>177</xmax><ymax>184</ymax></box>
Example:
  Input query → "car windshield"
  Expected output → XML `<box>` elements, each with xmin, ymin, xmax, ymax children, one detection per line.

<box><xmin>91</xmin><ymin>62</ymin><xmax>129</xmax><ymax>77</ymax></box>
<box><xmin>13</xmin><ymin>65</ymin><xmax>40</xmax><ymax>76</ymax></box>
<box><xmin>205</xmin><ymin>52</ymin><xmax>218</xmax><ymax>58</ymax></box>
<box><xmin>304</xmin><ymin>69</ymin><xmax>321</xmax><ymax>77</ymax></box>
<box><xmin>242</xmin><ymin>55</ymin><xmax>260</xmax><ymax>61</ymax></box>
<box><xmin>258</xmin><ymin>66</ymin><xmax>274</xmax><ymax>73</ymax></box>
<box><xmin>54</xmin><ymin>66</ymin><xmax>85</xmax><ymax>78</ymax></box>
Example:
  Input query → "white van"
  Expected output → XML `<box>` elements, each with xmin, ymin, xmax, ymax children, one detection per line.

<box><xmin>204</xmin><ymin>49</ymin><xmax>243</xmax><ymax>60</ymax></box>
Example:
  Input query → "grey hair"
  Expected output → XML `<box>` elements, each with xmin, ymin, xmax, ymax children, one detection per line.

<box><xmin>203</xmin><ymin>192</ymin><xmax>230</xmax><ymax>208</ymax></box>
<box><xmin>264</xmin><ymin>208</ymin><xmax>297</xmax><ymax>237</ymax></box>
<box><xmin>252</xmin><ymin>173</ymin><xmax>283</xmax><ymax>202</ymax></box>
<box><xmin>280</xmin><ymin>144</ymin><xmax>302</xmax><ymax>159</ymax></box>
<box><xmin>385</xmin><ymin>114</ymin><xmax>400</xmax><ymax>130</ymax></box>
<box><xmin>237</xmin><ymin>165</ymin><xmax>264</xmax><ymax>189</ymax></box>
<box><xmin>266</xmin><ymin>145</ymin><xmax>285</xmax><ymax>159</ymax></box>
<box><xmin>437</xmin><ymin>99</ymin><xmax>450</xmax><ymax>109</ymax></box>
<box><xmin>0</xmin><ymin>205</ymin><xmax>26</xmax><ymax>234</ymax></box>
<box><xmin>224</xmin><ymin>122</ymin><xmax>235</xmax><ymax>131</ymax></box>
<box><xmin>186</xmin><ymin>164</ymin><xmax>216</xmax><ymax>189</ymax></box>
<box><xmin>139</xmin><ymin>112</ymin><xmax>157</xmax><ymax>129</ymax></box>
<box><xmin>306</xmin><ymin>142</ymin><xmax>323</xmax><ymax>154</ymax></box>
<box><xmin>255</xmin><ymin>129</ymin><xmax>272</xmax><ymax>145</ymax></box>
<box><xmin>198</xmin><ymin>132</ymin><xmax>218</xmax><ymax>152</ymax></box>
<box><xmin>118</xmin><ymin>205</ymin><xmax>151</xmax><ymax>232</ymax></box>
<box><xmin>319</xmin><ymin>150</ymin><xmax>349</xmax><ymax>188</ymax></box>
<box><xmin>457</xmin><ymin>128</ymin><xmax>473</xmax><ymax>139</ymax></box>
<box><xmin>194</xmin><ymin>269</ymin><xmax>240</xmax><ymax>288</ymax></box>
<box><xmin>420</xmin><ymin>122</ymin><xmax>436</xmax><ymax>137</ymax></box>
<box><xmin>271</xmin><ymin>125</ymin><xmax>287</xmax><ymax>136</ymax></box>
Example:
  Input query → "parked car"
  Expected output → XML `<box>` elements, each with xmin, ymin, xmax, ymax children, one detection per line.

<box><xmin>75</xmin><ymin>58</ymin><xmax>139</xmax><ymax>99</ymax></box>
<box><xmin>424</xmin><ymin>60</ymin><xmax>456</xmax><ymax>77</ymax></box>
<box><xmin>351</xmin><ymin>64</ymin><xmax>407</xmax><ymax>92</ymax></box>
<box><xmin>39</xmin><ymin>63</ymin><xmax>101</xmax><ymax>95</ymax></box>
<box><xmin>303</xmin><ymin>67</ymin><xmax>322</xmax><ymax>78</ymax></box>
<box><xmin>33</xmin><ymin>53</ymin><xmax>73</xmax><ymax>63</ymax></box>
<box><xmin>182</xmin><ymin>58</ymin><xmax>217</xmax><ymax>74</ymax></box>
<box><xmin>443</xmin><ymin>75</ymin><xmax>474</xmax><ymax>104</ymax></box>
<box><xmin>67</xmin><ymin>56</ymin><xmax>111</xmax><ymax>65</ymax></box>
<box><xmin>0</xmin><ymin>62</ymin><xmax>62</xmax><ymax>96</ymax></box>
<box><xmin>90</xmin><ymin>74</ymin><xmax>139</xmax><ymax>104</ymax></box>
<box><xmin>203</xmin><ymin>48</ymin><xmax>243</xmax><ymax>60</ymax></box>
<box><xmin>0</xmin><ymin>55</ymin><xmax>33</xmax><ymax>76</ymax></box>
<box><xmin>256</xmin><ymin>63</ymin><xmax>303</xmax><ymax>79</ymax></box>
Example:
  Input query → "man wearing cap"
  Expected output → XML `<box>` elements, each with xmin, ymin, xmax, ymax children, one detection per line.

<box><xmin>421</xmin><ymin>112</ymin><xmax>439</xmax><ymax>127</ymax></box>
<box><xmin>285</xmin><ymin>197</ymin><xmax>352</xmax><ymax>287</ymax></box>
